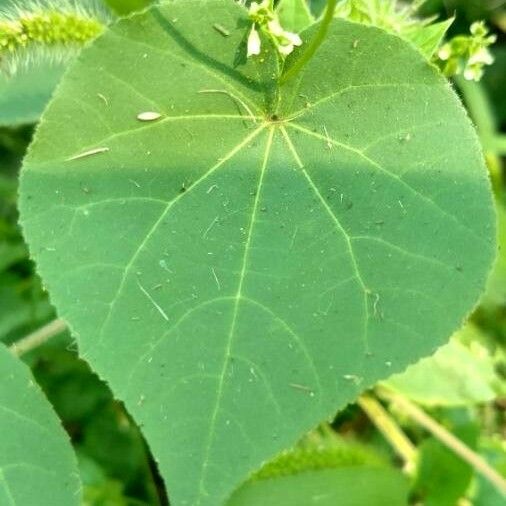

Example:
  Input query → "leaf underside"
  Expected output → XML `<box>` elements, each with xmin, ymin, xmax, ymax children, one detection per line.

<box><xmin>0</xmin><ymin>345</ymin><xmax>81</xmax><ymax>505</ymax></box>
<box><xmin>19</xmin><ymin>1</ymin><xmax>495</xmax><ymax>505</ymax></box>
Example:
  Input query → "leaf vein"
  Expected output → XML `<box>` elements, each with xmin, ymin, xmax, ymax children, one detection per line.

<box><xmin>197</xmin><ymin>128</ymin><xmax>274</xmax><ymax>501</ymax></box>
<box><xmin>287</xmin><ymin>122</ymin><xmax>486</xmax><ymax>244</ymax></box>
<box><xmin>92</xmin><ymin>126</ymin><xmax>266</xmax><ymax>353</ymax></box>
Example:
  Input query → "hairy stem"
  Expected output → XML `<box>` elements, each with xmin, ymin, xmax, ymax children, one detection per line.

<box><xmin>10</xmin><ymin>318</ymin><xmax>67</xmax><ymax>356</ymax></box>
<box><xmin>379</xmin><ymin>387</ymin><xmax>506</xmax><ymax>496</ymax></box>
<box><xmin>457</xmin><ymin>77</ymin><xmax>497</xmax><ymax>150</ymax></box>
<box><xmin>358</xmin><ymin>394</ymin><xmax>417</xmax><ymax>473</ymax></box>
<box><xmin>280</xmin><ymin>0</ymin><xmax>337</xmax><ymax>85</ymax></box>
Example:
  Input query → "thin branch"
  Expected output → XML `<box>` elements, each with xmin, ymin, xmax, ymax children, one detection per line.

<box><xmin>379</xmin><ymin>387</ymin><xmax>506</xmax><ymax>496</ymax></box>
<box><xmin>10</xmin><ymin>318</ymin><xmax>67</xmax><ymax>356</ymax></box>
<box><xmin>280</xmin><ymin>0</ymin><xmax>338</xmax><ymax>85</ymax></box>
<box><xmin>358</xmin><ymin>394</ymin><xmax>417</xmax><ymax>473</ymax></box>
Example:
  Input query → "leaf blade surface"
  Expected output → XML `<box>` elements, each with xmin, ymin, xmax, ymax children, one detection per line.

<box><xmin>19</xmin><ymin>2</ymin><xmax>496</xmax><ymax>505</ymax></box>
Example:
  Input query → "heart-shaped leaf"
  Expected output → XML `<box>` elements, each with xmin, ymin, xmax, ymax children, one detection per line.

<box><xmin>0</xmin><ymin>345</ymin><xmax>81</xmax><ymax>505</ymax></box>
<box><xmin>18</xmin><ymin>0</ymin><xmax>495</xmax><ymax>504</ymax></box>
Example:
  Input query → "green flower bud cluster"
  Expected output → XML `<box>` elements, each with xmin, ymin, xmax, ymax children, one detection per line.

<box><xmin>435</xmin><ymin>21</ymin><xmax>496</xmax><ymax>82</ymax></box>
<box><xmin>253</xmin><ymin>438</ymin><xmax>383</xmax><ymax>480</ymax></box>
<box><xmin>334</xmin><ymin>0</ymin><xmax>496</xmax><ymax>82</ymax></box>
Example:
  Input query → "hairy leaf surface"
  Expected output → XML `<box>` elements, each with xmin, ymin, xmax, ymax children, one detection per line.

<box><xmin>19</xmin><ymin>0</ymin><xmax>495</xmax><ymax>504</ymax></box>
<box><xmin>0</xmin><ymin>345</ymin><xmax>81</xmax><ymax>505</ymax></box>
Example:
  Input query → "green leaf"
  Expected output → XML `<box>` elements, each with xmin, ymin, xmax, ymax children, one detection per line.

<box><xmin>474</xmin><ymin>439</ymin><xmax>506</xmax><ymax>506</ymax></box>
<box><xmin>228</xmin><ymin>467</ymin><xmax>409</xmax><ymax>506</ymax></box>
<box><xmin>18</xmin><ymin>1</ymin><xmax>496</xmax><ymax>504</ymax></box>
<box><xmin>481</xmin><ymin>201</ymin><xmax>506</xmax><ymax>307</ymax></box>
<box><xmin>483</xmin><ymin>47</ymin><xmax>506</xmax><ymax>126</ymax></box>
<box><xmin>252</xmin><ymin>436</ymin><xmax>386</xmax><ymax>479</ymax></box>
<box><xmin>384</xmin><ymin>327</ymin><xmax>501</xmax><ymax>406</ymax></box>
<box><xmin>103</xmin><ymin>0</ymin><xmax>153</xmax><ymax>16</ymax></box>
<box><xmin>0</xmin><ymin>64</ymin><xmax>65</xmax><ymax>127</ymax></box>
<box><xmin>276</xmin><ymin>0</ymin><xmax>315</xmax><ymax>33</ymax></box>
<box><xmin>0</xmin><ymin>344</ymin><xmax>81</xmax><ymax>505</ymax></box>
<box><xmin>414</xmin><ymin>410</ymin><xmax>477</xmax><ymax>506</ymax></box>
<box><xmin>404</xmin><ymin>18</ymin><xmax>454</xmax><ymax>59</ymax></box>
<box><xmin>78</xmin><ymin>452</ymin><xmax>137</xmax><ymax>506</ymax></box>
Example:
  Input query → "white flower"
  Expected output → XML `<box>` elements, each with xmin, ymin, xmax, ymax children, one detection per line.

<box><xmin>248</xmin><ymin>1</ymin><xmax>263</xmax><ymax>17</ymax></box>
<box><xmin>267</xmin><ymin>19</ymin><xmax>284</xmax><ymax>38</ymax></box>
<box><xmin>437</xmin><ymin>45</ymin><xmax>451</xmax><ymax>61</ymax></box>
<box><xmin>266</xmin><ymin>19</ymin><xmax>302</xmax><ymax>56</ymax></box>
<box><xmin>464</xmin><ymin>66</ymin><xmax>482</xmax><ymax>81</ymax></box>
<box><xmin>246</xmin><ymin>0</ymin><xmax>303</xmax><ymax>59</ymax></box>
<box><xmin>277</xmin><ymin>32</ymin><xmax>303</xmax><ymax>56</ymax></box>
<box><xmin>247</xmin><ymin>25</ymin><xmax>262</xmax><ymax>57</ymax></box>
<box><xmin>284</xmin><ymin>31</ymin><xmax>302</xmax><ymax>47</ymax></box>
<box><xmin>468</xmin><ymin>47</ymin><xmax>494</xmax><ymax>66</ymax></box>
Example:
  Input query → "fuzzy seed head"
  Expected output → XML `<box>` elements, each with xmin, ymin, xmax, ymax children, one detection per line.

<box><xmin>0</xmin><ymin>1</ymin><xmax>107</xmax><ymax>74</ymax></box>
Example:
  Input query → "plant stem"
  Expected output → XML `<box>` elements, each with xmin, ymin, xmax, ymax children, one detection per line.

<box><xmin>280</xmin><ymin>0</ymin><xmax>338</xmax><ymax>85</ymax></box>
<box><xmin>456</xmin><ymin>76</ymin><xmax>503</xmax><ymax>190</ymax></box>
<box><xmin>490</xmin><ymin>135</ymin><xmax>506</xmax><ymax>156</ymax></box>
<box><xmin>379</xmin><ymin>387</ymin><xmax>506</xmax><ymax>496</ymax></box>
<box><xmin>10</xmin><ymin>318</ymin><xmax>67</xmax><ymax>356</ymax></box>
<box><xmin>358</xmin><ymin>394</ymin><xmax>417</xmax><ymax>473</ymax></box>
<box><xmin>456</xmin><ymin>77</ymin><xmax>496</xmax><ymax>144</ymax></box>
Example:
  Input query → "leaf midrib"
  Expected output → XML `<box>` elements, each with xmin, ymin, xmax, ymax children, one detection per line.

<box><xmin>196</xmin><ymin>128</ymin><xmax>275</xmax><ymax>501</ymax></box>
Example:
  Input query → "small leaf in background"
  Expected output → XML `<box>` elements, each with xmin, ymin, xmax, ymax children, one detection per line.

<box><xmin>0</xmin><ymin>64</ymin><xmax>66</xmax><ymax>127</ymax></box>
<box><xmin>414</xmin><ymin>410</ymin><xmax>478</xmax><ymax>506</ymax></box>
<box><xmin>481</xmin><ymin>196</ymin><xmax>506</xmax><ymax>307</ymax></box>
<box><xmin>228</xmin><ymin>467</ymin><xmax>409</xmax><ymax>506</ymax></box>
<box><xmin>276</xmin><ymin>0</ymin><xmax>315</xmax><ymax>33</ymax></box>
<box><xmin>474</xmin><ymin>439</ymin><xmax>506</xmax><ymax>506</ymax></box>
<box><xmin>0</xmin><ymin>344</ymin><xmax>81</xmax><ymax>505</ymax></box>
<box><xmin>404</xmin><ymin>18</ymin><xmax>455</xmax><ymax>59</ymax></box>
<box><xmin>78</xmin><ymin>451</ymin><xmax>139</xmax><ymax>506</ymax></box>
<box><xmin>104</xmin><ymin>0</ymin><xmax>152</xmax><ymax>16</ymax></box>
<box><xmin>483</xmin><ymin>47</ymin><xmax>506</xmax><ymax>127</ymax></box>
<box><xmin>384</xmin><ymin>326</ymin><xmax>502</xmax><ymax>406</ymax></box>
<box><xmin>31</xmin><ymin>346</ymin><xmax>162</xmax><ymax>505</ymax></box>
